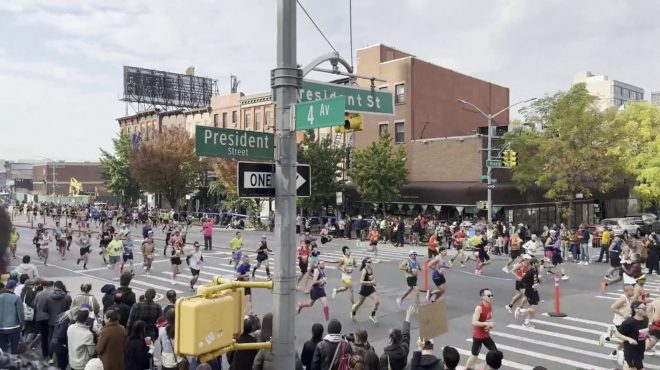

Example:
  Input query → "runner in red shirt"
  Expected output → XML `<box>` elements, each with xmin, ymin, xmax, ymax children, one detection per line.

<box><xmin>465</xmin><ymin>288</ymin><xmax>498</xmax><ymax>370</ymax></box>
<box><xmin>450</xmin><ymin>228</ymin><xmax>467</xmax><ymax>268</ymax></box>
<box><xmin>297</xmin><ymin>239</ymin><xmax>311</xmax><ymax>290</ymax></box>
<box><xmin>506</xmin><ymin>255</ymin><xmax>531</xmax><ymax>314</ymax></box>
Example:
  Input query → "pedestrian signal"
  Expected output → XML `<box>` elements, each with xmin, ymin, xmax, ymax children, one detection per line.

<box><xmin>175</xmin><ymin>294</ymin><xmax>239</xmax><ymax>356</ymax></box>
<box><xmin>344</xmin><ymin>113</ymin><xmax>363</xmax><ymax>131</ymax></box>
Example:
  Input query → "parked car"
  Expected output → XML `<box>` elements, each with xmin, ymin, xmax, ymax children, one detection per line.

<box><xmin>625</xmin><ymin>213</ymin><xmax>658</xmax><ymax>235</ymax></box>
<box><xmin>600</xmin><ymin>218</ymin><xmax>642</xmax><ymax>238</ymax></box>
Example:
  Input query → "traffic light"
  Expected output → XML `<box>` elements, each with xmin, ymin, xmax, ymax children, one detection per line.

<box><xmin>344</xmin><ymin>113</ymin><xmax>362</xmax><ymax>131</ymax></box>
<box><xmin>175</xmin><ymin>293</ymin><xmax>239</xmax><ymax>356</ymax></box>
<box><xmin>508</xmin><ymin>150</ymin><xmax>517</xmax><ymax>167</ymax></box>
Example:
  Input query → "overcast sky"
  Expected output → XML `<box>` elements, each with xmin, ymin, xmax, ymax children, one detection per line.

<box><xmin>1</xmin><ymin>0</ymin><xmax>658</xmax><ymax>161</ymax></box>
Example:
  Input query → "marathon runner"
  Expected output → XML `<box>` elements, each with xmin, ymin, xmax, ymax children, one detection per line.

<box><xmin>464</xmin><ymin>288</ymin><xmax>498</xmax><ymax>370</ymax></box>
<box><xmin>427</xmin><ymin>231</ymin><xmax>439</xmax><ymax>259</ymax></box>
<box><xmin>427</xmin><ymin>247</ymin><xmax>450</xmax><ymax>302</ymax></box>
<box><xmin>351</xmin><ymin>257</ymin><xmax>379</xmax><ymax>324</ymax></box>
<box><xmin>98</xmin><ymin>224</ymin><xmax>112</xmax><ymax>266</ymax></box>
<box><xmin>297</xmin><ymin>239</ymin><xmax>311</xmax><ymax>287</ymax></box>
<box><xmin>297</xmin><ymin>260</ymin><xmax>330</xmax><ymax>322</ymax></box>
<box><xmin>236</xmin><ymin>254</ymin><xmax>252</xmax><ymax>315</ymax></box>
<box><xmin>602</xmin><ymin>233</ymin><xmax>627</xmax><ymax>291</ymax></box>
<box><xmin>613</xmin><ymin>301</ymin><xmax>649</xmax><ymax>370</ymax></box>
<box><xmin>367</xmin><ymin>228</ymin><xmax>380</xmax><ymax>262</ymax></box>
<box><xmin>187</xmin><ymin>242</ymin><xmax>204</xmax><ymax>291</ymax></box>
<box><xmin>168</xmin><ymin>238</ymin><xmax>185</xmax><ymax>285</ymax></box>
<box><xmin>514</xmin><ymin>257</ymin><xmax>541</xmax><ymax>328</ymax></box>
<box><xmin>506</xmin><ymin>254</ymin><xmax>531</xmax><ymax>314</ymax></box>
<box><xmin>450</xmin><ymin>226</ymin><xmax>467</xmax><ymax>267</ymax></box>
<box><xmin>252</xmin><ymin>235</ymin><xmax>272</xmax><ymax>280</ymax></box>
<box><xmin>503</xmin><ymin>232</ymin><xmax>522</xmax><ymax>273</ymax></box>
<box><xmin>141</xmin><ymin>231</ymin><xmax>156</xmax><ymax>275</ymax></box>
<box><xmin>120</xmin><ymin>233</ymin><xmax>135</xmax><ymax>275</ymax></box>
<box><xmin>9</xmin><ymin>226</ymin><xmax>19</xmax><ymax>259</ymax></box>
<box><xmin>473</xmin><ymin>230</ymin><xmax>490</xmax><ymax>276</ymax></box>
<box><xmin>107</xmin><ymin>233</ymin><xmax>124</xmax><ymax>280</ymax></box>
<box><xmin>599</xmin><ymin>283</ymin><xmax>634</xmax><ymax>359</ymax></box>
<box><xmin>396</xmin><ymin>250</ymin><xmax>420</xmax><ymax>308</ymax></box>
<box><xmin>332</xmin><ymin>246</ymin><xmax>357</xmax><ymax>304</ymax></box>
<box><xmin>76</xmin><ymin>231</ymin><xmax>92</xmax><ymax>270</ymax></box>
<box><xmin>229</xmin><ymin>231</ymin><xmax>244</xmax><ymax>268</ymax></box>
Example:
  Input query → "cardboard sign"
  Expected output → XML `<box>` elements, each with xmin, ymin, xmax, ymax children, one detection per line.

<box><xmin>418</xmin><ymin>298</ymin><xmax>448</xmax><ymax>340</ymax></box>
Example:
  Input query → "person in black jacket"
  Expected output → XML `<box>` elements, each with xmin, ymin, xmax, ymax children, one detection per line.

<box><xmin>351</xmin><ymin>329</ymin><xmax>379</xmax><ymax>370</ymax></box>
<box><xmin>379</xmin><ymin>306</ymin><xmax>414</xmax><ymax>370</ymax></box>
<box><xmin>410</xmin><ymin>338</ymin><xmax>442</xmax><ymax>370</ymax></box>
<box><xmin>107</xmin><ymin>292</ymin><xmax>131</xmax><ymax>328</ymax></box>
<box><xmin>301</xmin><ymin>323</ymin><xmax>323</xmax><ymax>369</ymax></box>
<box><xmin>124</xmin><ymin>320</ymin><xmax>151</xmax><ymax>370</ymax></box>
<box><xmin>442</xmin><ymin>346</ymin><xmax>460</xmax><ymax>370</ymax></box>
<box><xmin>311</xmin><ymin>319</ymin><xmax>352</xmax><ymax>370</ymax></box>
<box><xmin>100</xmin><ymin>284</ymin><xmax>116</xmax><ymax>314</ymax></box>
<box><xmin>227</xmin><ymin>318</ymin><xmax>258</xmax><ymax>370</ymax></box>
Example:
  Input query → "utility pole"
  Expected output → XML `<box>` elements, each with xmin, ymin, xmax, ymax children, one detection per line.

<box><xmin>271</xmin><ymin>0</ymin><xmax>300</xmax><ymax>369</ymax></box>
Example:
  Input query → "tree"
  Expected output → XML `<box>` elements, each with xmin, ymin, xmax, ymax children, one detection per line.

<box><xmin>506</xmin><ymin>83</ymin><xmax>623</xmax><ymax>225</ymax></box>
<box><xmin>208</xmin><ymin>158</ymin><xmax>262</xmax><ymax>220</ymax></box>
<box><xmin>129</xmin><ymin>128</ymin><xmax>206</xmax><ymax>210</ymax></box>
<box><xmin>297</xmin><ymin>131</ymin><xmax>345</xmax><ymax>214</ymax></box>
<box><xmin>99</xmin><ymin>132</ymin><xmax>142</xmax><ymax>205</ymax></box>
<box><xmin>610</xmin><ymin>102</ymin><xmax>660</xmax><ymax>206</ymax></box>
<box><xmin>348</xmin><ymin>132</ymin><xmax>408</xmax><ymax>215</ymax></box>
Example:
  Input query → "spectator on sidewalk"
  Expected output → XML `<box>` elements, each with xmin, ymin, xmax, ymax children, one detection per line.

<box><xmin>71</xmin><ymin>283</ymin><xmax>100</xmax><ymax>317</ymax></box>
<box><xmin>124</xmin><ymin>320</ymin><xmax>152</xmax><ymax>370</ymax></box>
<box><xmin>479</xmin><ymin>350</ymin><xmax>503</xmax><ymax>370</ymax></box>
<box><xmin>254</xmin><ymin>312</ymin><xmax>302</xmax><ymax>370</ymax></box>
<box><xmin>127</xmin><ymin>288</ymin><xmax>162</xmax><ymax>339</ymax></box>
<box><xmin>442</xmin><ymin>346</ymin><xmax>460</xmax><ymax>370</ymax></box>
<box><xmin>97</xmin><ymin>309</ymin><xmax>126</xmax><ymax>370</ymax></box>
<box><xmin>100</xmin><ymin>284</ymin><xmax>117</xmax><ymax>314</ymax></box>
<box><xmin>301</xmin><ymin>323</ymin><xmax>323</xmax><ymax>370</ymax></box>
<box><xmin>107</xmin><ymin>292</ymin><xmax>131</xmax><ymax>328</ymax></box>
<box><xmin>67</xmin><ymin>307</ymin><xmax>96</xmax><ymax>370</ymax></box>
<box><xmin>351</xmin><ymin>329</ymin><xmax>379</xmax><ymax>370</ymax></box>
<box><xmin>14</xmin><ymin>273</ymin><xmax>29</xmax><ymax>297</ymax></box>
<box><xmin>227</xmin><ymin>317</ymin><xmax>258</xmax><ymax>370</ymax></box>
<box><xmin>0</xmin><ymin>280</ymin><xmax>24</xmax><ymax>354</ymax></box>
<box><xmin>13</xmin><ymin>255</ymin><xmax>39</xmax><ymax>279</ymax></box>
<box><xmin>379</xmin><ymin>306</ymin><xmax>413</xmax><ymax>370</ymax></box>
<box><xmin>410</xmin><ymin>338</ymin><xmax>442</xmax><ymax>370</ymax></box>
<box><xmin>116</xmin><ymin>272</ymin><xmax>137</xmax><ymax>308</ymax></box>
<box><xmin>34</xmin><ymin>280</ymin><xmax>53</xmax><ymax>359</ymax></box>
<box><xmin>311</xmin><ymin>318</ymin><xmax>352</xmax><ymax>370</ymax></box>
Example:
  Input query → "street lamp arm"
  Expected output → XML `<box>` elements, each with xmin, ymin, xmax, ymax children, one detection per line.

<box><xmin>457</xmin><ymin>99</ymin><xmax>490</xmax><ymax>119</ymax></box>
<box><xmin>492</xmin><ymin>97</ymin><xmax>537</xmax><ymax>119</ymax></box>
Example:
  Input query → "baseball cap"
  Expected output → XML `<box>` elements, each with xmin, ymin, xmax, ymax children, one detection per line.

<box><xmin>5</xmin><ymin>280</ymin><xmax>17</xmax><ymax>289</ymax></box>
<box><xmin>409</xmin><ymin>250</ymin><xmax>418</xmax><ymax>256</ymax></box>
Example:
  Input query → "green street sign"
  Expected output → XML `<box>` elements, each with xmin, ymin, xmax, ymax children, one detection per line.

<box><xmin>295</xmin><ymin>96</ymin><xmax>345</xmax><ymax>131</ymax></box>
<box><xmin>195</xmin><ymin>126</ymin><xmax>274</xmax><ymax>161</ymax></box>
<box><xmin>486</xmin><ymin>160</ymin><xmax>508</xmax><ymax>168</ymax></box>
<box><xmin>299</xmin><ymin>80</ymin><xmax>394</xmax><ymax>115</ymax></box>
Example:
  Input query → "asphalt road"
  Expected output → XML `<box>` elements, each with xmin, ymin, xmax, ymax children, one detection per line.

<box><xmin>8</xmin><ymin>214</ymin><xmax>660</xmax><ymax>369</ymax></box>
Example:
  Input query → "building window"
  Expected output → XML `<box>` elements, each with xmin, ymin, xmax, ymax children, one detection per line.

<box><xmin>379</xmin><ymin>122</ymin><xmax>388</xmax><ymax>136</ymax></box>
<box><xmin>395</xmin><ymin>84</ymin><xmax>405</xmax><ymax>104</ymax></box>
<box><xmin>245</xmin><ymin>113</ymin><xmax>251</xmax><ymax>129</ymax></box>
<box><xmin>255</xmin><ymin>112</ymin><xmax>262</xmax><ymax>131</ymax></box>
<box><xmin>394</xmin><ymin>121</ymin><xmax>405</xmax><ymax>143</ymax></box>
<box><xmin>232</xmin><ymin>110</ymin><xmax>237</xmax><ymax>126</ymax></box>
<box><xmin>266</xmin><ymin>111</ymin><xmax>272</xmax><ymax>127</ymax></box>
<box><xmin>213</xmin><ymin>114</ymin><xmax>219</xmax><ymax>128</ymax></box>
<box><xmin>614</xmin><ymin>86</ymin><xmax>622</xmax><ymax>96</ymax></box>
<box><xmin>222</xmin><ymin>112</ymin><xmax>227</xmax><ymax>128</ymax></box>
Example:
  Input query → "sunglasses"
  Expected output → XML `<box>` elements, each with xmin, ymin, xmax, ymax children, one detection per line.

<box><xmin>366</xmin><ymin>260</ymin><xmax>372</xmax><ymax>264</ymax></box>
<box><xmin>483</xmin><ymin>294</ymin><xmax>494</xmax><ymax>298</ymax></box>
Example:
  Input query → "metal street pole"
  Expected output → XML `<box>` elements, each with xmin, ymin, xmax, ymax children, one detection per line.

<box><xmin>457</xmin><ymin>98</ymin><xmax>536</xmax><ymax>223</ymax></box>
<box><xmin>271</xmin><ymin>0</ymin><xmax>300</xmax><ymax>369</ymax></box>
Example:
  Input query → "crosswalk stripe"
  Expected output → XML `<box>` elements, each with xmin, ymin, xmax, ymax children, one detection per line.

<box><xmin>140</xmin><ymin>274</ymin><xmax>192</xmax><ymax>289</ymax></box>
<box><xmin>529</xmin><ymin>319</ymin><xmax>605</xmax><ymax>335</ymax></box>
<box><xmin>128</xmin><ymin>278</ymin><xmax>184</xmax><ymax>294</ymax></box>
<box><xmin>489</xmin><ymin>330</ymin><xmax>615</xmax><ymax>360</ymax></box>
<box><xmin>160</xmin><ymin>272</ymin><xmax>212</xmax><ymax>284</ymax></box>
<box><xmin>544</xmin><ymin>314</ymin><xmax>612</xmax><ymax>328</ymax></box>
<box><xmin>595</xmin><ymin>295</ymin><xmax>617</xmax><ymax>300</ymax></box>
<box><xmin>454</xmin><ymin>347</ymin><xmax>533</xmax><ymax>370</ymax></box>
<box><xmin>507</xmin><ymin>324</ymin><xmax>617</xmax><ymax>349</ymax></box>
<box><xmin>320</xmin><ymin>251</ymin><xmax>395</xmax><ymax>262</ymax></box>
<box><xmin>466</xmin><ymin>339</ymin><xmax>609</xmax><ymax>370</ymax></box>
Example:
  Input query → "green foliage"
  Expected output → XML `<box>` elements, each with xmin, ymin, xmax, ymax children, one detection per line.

<box><xmin>99</xmin><ymin>131</ymin><xmax>141</xmax><ymax>205</ymax></box>
<box><xmin>506</xmin><ymin>83</ymin><xmax>623</xmax><ymax>224</ymax></box>
<box><xmin>610</xmin><ymin>102</ymin><xmax>660</xmax><ymax>206</ymax></box>
<box><xmin>348</xmin><ymin>132</ymin><xmax>408</xmax><ymax>209</ymax></box>
<box><xmin>208</xmin><ymin>158</ymin><xmax>261</xmax><ymax>216</ymax></box>
<box><xmin>297</xmin><ymin>131</ymin><xmax>345</xmax><ymax>213</ymax></box>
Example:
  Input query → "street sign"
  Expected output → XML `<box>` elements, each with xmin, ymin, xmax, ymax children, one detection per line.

<box><xmin>487</xmin><ymin>184</ymin><xmax>495</xmax><ymax>189</ymax></box>
<box><xmin>295</xmin><ymin>96</ymin><xmax>345</xmax><ymax>131</ymax></box>
<box><xmin>237</xmin><ymin>162</ymin><xmax>311</xmax><ymax>198</ymax></box>
<box><xmin>299</xmin><ymin>80</ymin><xmax>394</xmax><ymax>115</ymax></box>
<box><xmin>195</xmin><ymin>126</ymin><xmax>274</xmax><ymax>161</ymax></box>
<box><xmin>476</xmin><ymin>201</ymin><xmax>488</xmax><ymax>210</ymax></box>
<box><xmin>485</xmin><ymin>160</ymin><xmax>504</xmax><ymax>168</ymax></box>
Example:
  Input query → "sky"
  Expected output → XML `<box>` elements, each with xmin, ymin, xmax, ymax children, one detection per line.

<box><xmin>0</xmin><ymin>0</ymin><xmax>659</xmax><ymax>162</ymax></box>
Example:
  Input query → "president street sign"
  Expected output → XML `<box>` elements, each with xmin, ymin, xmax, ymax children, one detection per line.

<box><xmin>237</xmin><ymin>162</ymin><xmax>311</xmax><ymax>198</ymax></box>
<box><xmin>299</xmin><ymin>80</ymin><xmax>394</xmax><ymax>115</ymax></box>
<box><xmin>195</xmin><ymin>126</ymin><xmax>274</xmax><ymax>161</ymax></box>
<box><xmin>295</xmin><ymin>96</ymin><xmax>345</xmax><ymax>131</ymax></box>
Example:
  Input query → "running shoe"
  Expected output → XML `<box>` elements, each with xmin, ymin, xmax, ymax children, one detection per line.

<box><xmin>369</xmin><ymin>315</ymin><xmax>378</xmax><ymax>324</ymax></box>
<box><xmin>610</xmin><ymin>350</ymin><xmax>617</xmax><ymax>361</ymax></box>
<box><xmin>502</xmin><ymin>267</ymin><xmax>509</xmax><ymax>273</ymax></box>
<box><xmin>561</xmin><ymin>275</ymin><xmax>569</xmax><ymax>280</ymax></box>
<box><xmin>522</xmin><ymin>321</ymin><xmax>536</xmax><ymax>329</ymax></box>
<box><xmin>396</xmin><ymin>298</ymin><xmax>402</xmax><ymax>308</ymax></box>
<box><xmin>426</xmin><ymin>290</ymin><xmax>431</xmax><ymax>302</ymax></box>
<box><xmin>297</xmin><ymin>304</ymin><xmax>302</xmax><ymax>314</ymax></box>
<box><xmin>600</xmin><ymin>282</ymin><xmax>608</xmax><ymax>292</ymax></box>
<box><xmin>351</xmin><ymin>311</ymin><xmax>356</xmax><ymax>322</ymax></box>
<box><xmin>514</xmin><ymin>306</ymin><xmax>521</xmax><ymax>319</ymax></box>
<box><xmin>604</xmin><ymin>275</ymin><xmax>611</xmax><ymax>280</ymax></box>
<box><xmin>460</xmin><ymin>263</ymin><xmax>465</xmax><ymax>268</ymax></box>
<box><xmin>351</xmin><ymin>303</ymin><xmax>358</xmax><ymax>312</ymax></box>
<box><xmin>505</xmin><ymin>305</ymin><xmax>513</xmax><ymax>314</ymax></box>
<box><xmin>332</xmin><ymin>288</ymin><xmax>337</xmax><ymax>299</ymax></box>
<box><xmin>607</xmin><ymin>325</ymin><xmax>615</xmax><ymax>338</ymax></box>
<box><xmin>598</xmin><ymin>334</ymin><xmax>606</xmax><ymax>346</ymax></box>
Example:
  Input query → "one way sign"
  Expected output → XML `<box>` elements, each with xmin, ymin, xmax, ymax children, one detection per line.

<box><xmin>237</xmin><ymin>161</ymin><xmax>311</xmax><ymax>198</ymax></box>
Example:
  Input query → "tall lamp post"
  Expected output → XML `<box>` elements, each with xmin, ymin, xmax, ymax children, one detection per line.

<box><xmin>457</xmin><ymin>98</ymin><xmax>536</xmax><ymax>223</ymax></box>
<box><xmin>37</xmin><ymin>157</ymin><xmax>57</xmax><ymax>200</ymax></box>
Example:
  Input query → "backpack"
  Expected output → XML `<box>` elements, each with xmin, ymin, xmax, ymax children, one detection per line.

<box><xmin>330</xmin><ymin>340</ymin><xmax>352</xmax><ymax>370</ymax></box>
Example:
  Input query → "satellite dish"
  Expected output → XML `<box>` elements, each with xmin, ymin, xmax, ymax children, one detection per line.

<box><xmin>185</xmin><ymin>66</ymin><xmax>195</xmax><ymax>76</ymax></box>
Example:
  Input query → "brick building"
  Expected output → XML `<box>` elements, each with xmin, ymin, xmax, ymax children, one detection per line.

<box><xmin>32</xmin><ymin>162</ymin><xmax>103</xmax><ymax>196</ymax></box>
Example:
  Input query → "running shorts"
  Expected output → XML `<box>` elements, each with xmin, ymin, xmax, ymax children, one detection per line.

<box><xmin>359</xmin><ymin>285</ymin><xmax>375</xmax><ymax>298</ymax></box>
<box><xmin>406</xmin><ymin>276</ymin><xmax>418</xmax><ymax>288</ymax></box>
<box><xmin>428</xmin><ymin>249</ymin><xmax>439</xmax><ymax>259</ymax></box>
<box><xmin>370</xmin><ymin>240</ymin><xmax>378</xmax><ymax>247</ymax></box>
<box><xmin>471</xmin><ymin>337</ymin><xmax>497</xmax><ymax>356</ymax></box>
<box><xmin>624</xmin><ymin>349</ymin><xmax>644</xmax><ymax>370</ymax></box>
<box><xmin>515</xmin><ymin>280</ymin><xmax>525</xmax><ymax>291</ymax></box>
<box><xmin>510</xmin><ymin>249</ymin><xmax>522</xmax><ymax>259</ymax></box>
<box><xmin>257</xmin><ymin>253</ymin><xmax>268</xmax><ymax>262</ymax></box>
<box><xmin>610</xmin><ymin>255</ymin><xmax>621</xmax><ymax>268</ymax></box>
<box><xmin>170</xmin><ymin>257</ymin><xmax>182</xmax><ymax>265</ymax></box>
<box><xmin>342</xmin><ymin>274</ymin><xmax>352</xmax><ymax>286</ymax></box>
<box><xmin>244</xmin><ymin>287</ymin><xmax>252</xmax><ymax>296</ymax></box>
<box><xmin>552</xmin><ymin>253</ymin><xmax>563</xmax><ymax>266</ymax></box>
<box><xmin>122</xmin><ymin>252</ymin><xmax>134</xmax><ymax>262</ymax></box>
<box><xmin>478</xmin><ymin>250</ymin><xmax>490</xmax><ymax>261</ymax></box>
<box><xmin>109</xmin><ymin>256</ymin><xmax>120</xmax><ymax>264</ymax></box>
<box><xmin>190</xmin><ymin>268</ymin><xmax>200</xmax><ymax>276</ymax></box>
<box><xmin>80</xmin><ymin>247</ymin><xmax>90</xmax><ymax>256</ymax></box>
<box><xmin>432</xmin><ymin>272</ymin><xmax>446</xmax><ymax>287</ymax></box>
<box><xmin>310</xmin><ymin>286</ymin><xmax>326</xmax><ymax>300</ymax></box>
<box><xmin>525</xmin><ymin>289</ymin><xmax>540</xmax><ymax>305</ymax></box>
<box><xmin>299</xmin><ymin>261</ymin><xmax>308</xmax><ymax>274</ymax></box>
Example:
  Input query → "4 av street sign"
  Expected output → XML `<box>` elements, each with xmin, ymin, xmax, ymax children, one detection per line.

<box><xmin>237</xmin><ymin>162</ymin><xmax>311</xmax><ymax>198</ymax></box>
<box><xmin>295</xmin><ymin>96</ymin><xmax>345</xmax><ymax>131</ymax></box>
<box><xmin>299</xmin><ymin>80</ymin><xmax>394</xmax><ymax>115</ymax></box>
<box><xmin>195</xmin><ymin>126</ymin><xmax>274</xmax><ymax>161</ymax></box>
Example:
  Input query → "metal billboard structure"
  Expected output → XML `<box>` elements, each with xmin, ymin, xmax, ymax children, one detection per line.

<box><xmin>122</xmin><ymin>66</ymin><xmax>218</xmax><ymax>111</ymax></box>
